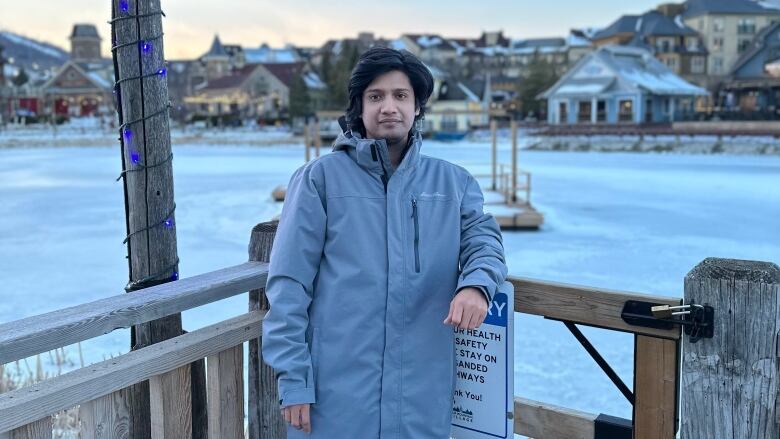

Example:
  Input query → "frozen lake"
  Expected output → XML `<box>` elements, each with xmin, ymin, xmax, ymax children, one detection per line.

<box><xmin>1</xmin><ymin>137</ymin><xmax>778</xmax><ymax>420</ymax></box>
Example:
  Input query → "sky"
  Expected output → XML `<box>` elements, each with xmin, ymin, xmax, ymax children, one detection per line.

<box><xmin>0</xmin><ymin>0</ymin><xmax>664</xmax><ymax>59</ymax></box>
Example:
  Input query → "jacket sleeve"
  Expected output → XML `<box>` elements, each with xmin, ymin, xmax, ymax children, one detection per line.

<box><xmin>456</xmin><ymin>174</ymin><xmax>508</xmax><ymax>304</ymax></box>
<box><xmin>261</xmin><ymin>163</ymin><xmax>326</xmax><ymax>408</ymax></box>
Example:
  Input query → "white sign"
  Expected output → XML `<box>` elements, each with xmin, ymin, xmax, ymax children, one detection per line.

<box><xmin>451</xmin><ymin>282</ymin><xmax>514</xmax><ymax>439</ymax></box>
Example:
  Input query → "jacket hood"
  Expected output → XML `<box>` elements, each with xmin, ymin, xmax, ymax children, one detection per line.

<box><xmin>332</xmin><ymin>128</ymin><xmax>423</xmax><ymax>180</ymax></box>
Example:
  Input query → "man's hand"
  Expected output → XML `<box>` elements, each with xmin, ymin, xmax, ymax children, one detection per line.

<box><xmin>443</xmin><ymin>287</ymin><xmax>488</xmax><ymax>329</ymax></box>
<box><xmin>282</xmin><ymin>403</ymin><xmax>311</xmax><ymax>433</ymax></box>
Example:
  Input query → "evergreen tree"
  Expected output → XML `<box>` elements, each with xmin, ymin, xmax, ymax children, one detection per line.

<box><xmin>516</xmin><ymin>53</ymin><xmax>558</xmax><ymax>117</ymax></box>
<box><xmin>289</xmin><ymin>74</ymin><xmax>311</xmax><ymax>119</ymax></box>
<box><xmin>327</xmin><ymin>42</ymin><xmax>361</xmax><ymax>110</ymax></box>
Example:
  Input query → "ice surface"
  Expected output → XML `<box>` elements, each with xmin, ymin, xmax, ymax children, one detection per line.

<box><xmin>1</xmin><ymin>138</ymin><xmax>778</xmax><ymax>419</ymax></box>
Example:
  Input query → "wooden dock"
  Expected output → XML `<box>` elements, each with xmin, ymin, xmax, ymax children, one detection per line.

<box><xmin>272</xmin><ymin>119</ymin><xmax>545</xmax><ymax>230</ymax></box>
<box><xmin>1</xmin><ymin>220</ymin><xmax>777</xmax><ymax>438</ymax></box>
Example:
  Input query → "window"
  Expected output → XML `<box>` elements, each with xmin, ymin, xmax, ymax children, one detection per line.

<box><xmin>597</xmin><ymin>100</ymin><xmax>606</xmax><ymax>122</ymax></box>
<box><xmin>738</xmin><ymin>18</ymin><xmax>756</xmax><ymax>35</ymax></box>
<box><xmin>618</xmin><ymin>99</ymin><xmax>633</xmax><ymax>122</ymax></box>
<box><xmin>665</xmin><ymin>57</ymin><xmax>678</xmax><ymax>70</ymax></box>
<box><xmin>712</xmin><ymin>37</ymin><xmax>724</xmax><ymax>52</ymax></box>
<box><xmin>577</xmin><ymin>101</ymin><xmax>592</xmax><ymax>123</ymax></box>
<box><xmin>692</xmin><ymin>56</ymin><xmax>705</xmax><ymax>74</ymax></box>
<box><xmin>441</xmin><ymin>113</ymin><xmax>458</xmax><ymax>131</ymax></box>
<box><xmin>738</xmin><ymin>39</ymin><xmax>752</xmax><ymax>54</ymax></box>
<box><xmin>558</xmin><ymin>102</ymin><xmax>568</xmax><ymax>123</ymax></box>
<box><xmin>713</xmin><ymin>18</ymin><xmax>725</xmax><ymax>32</ymax></box>
<box><xmin>713</xmin><ymin>57</ymin><xmax>724</xmax><ymax>74</ymax></box>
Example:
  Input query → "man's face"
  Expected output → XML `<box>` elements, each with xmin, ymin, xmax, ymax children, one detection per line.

<box><xmin>361</xmin><ymin>70</ymin><xmax>419</xmax><ymax>145</ymax></box>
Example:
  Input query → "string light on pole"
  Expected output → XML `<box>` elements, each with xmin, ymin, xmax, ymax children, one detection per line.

<box><xmin>110</xmin><ymin>4</ymin><xmax>178</xmax><ymax>291</ymax></box>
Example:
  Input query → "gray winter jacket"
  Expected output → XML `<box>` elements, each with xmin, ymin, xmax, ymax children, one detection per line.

<box><xmin>261</xmin><ymin>130</ymin><xmax>507</xmax><ymax>438</ymax></box>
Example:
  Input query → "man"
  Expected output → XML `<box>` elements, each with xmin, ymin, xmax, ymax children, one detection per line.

<box><xmin>262</xmin><ymin>47</ymin><xmax>507</xmax><ymax>438</ymax></box>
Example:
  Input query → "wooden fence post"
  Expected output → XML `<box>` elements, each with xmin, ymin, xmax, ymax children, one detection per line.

<box><xmin>304</xmin><ymin>121</ymin><xmax>311</xmax><ymax>162</ymax></box>
<box><xmin>247</xmin><ymin>221</ymin><xmax>285</xmax><ymax>439</ymax></box>
<box><xmin>491</xmin><ymin>119</ymin><xmax>497</xmax><ymax>191</ymax></box>
<box><xmin>111</xmin><ymin>1</ymin><xmax>198</xmax><ymax>437</ymax></box>
<box><xmin>206</xmin><ymin>345</ymin><xmax>243</xmax><ymax>439</ymax></box>
<box><xmin>634</xmin><ymin>336</ymin><xmax>678</xmax><ymax>438</ymax></box>
<box><xmin>314</xmin><ymin>120</ymin><xmax>321</xmax><ymax>158</ymax></box>
<box><xmin>2</xmin><ymin>418</ymin><xmax>52</xmax><ymax>439</ymax></box>
<box><xmin>80</xmin><ymin>390</ymin><xmax>131</xmax><ymax>438</ymax></box>
<box><xmin>510</xmin><ymin>119</ymin><xmax>518</xmax><ymax>203</ymax></box>
<box><xmin>681</xmin><ymin>258</ymin><xmax>780</xmax><ymax>439</ymax></box>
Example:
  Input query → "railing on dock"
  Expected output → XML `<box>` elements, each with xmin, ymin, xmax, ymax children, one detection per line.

<box><xmin>1</xmin><ymin>222</ymin><xmax>777</xmax><ymax>439</ymax></box>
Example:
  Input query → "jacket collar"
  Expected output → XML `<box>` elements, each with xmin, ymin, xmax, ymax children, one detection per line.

<box><xmin>332</xmin><ymin>129</ymin><xmax>423</xmax><ymax>179</ymax></box>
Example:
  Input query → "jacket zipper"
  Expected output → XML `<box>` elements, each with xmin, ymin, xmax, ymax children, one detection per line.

<box><xmin>371</xmin><ymin>144</ymin><xmax>389</xmax><ymax>193</ymax></box>
<box><xmin>411</xmin><ymin>196</ymin><xmax>420</xmax><ymax>273</ymax></box>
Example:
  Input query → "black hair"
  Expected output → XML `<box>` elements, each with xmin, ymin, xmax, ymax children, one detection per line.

<box><xmin>344</xmin><ymin>47</ymin><xmax>434</xmax><ymax>137</ymax></box>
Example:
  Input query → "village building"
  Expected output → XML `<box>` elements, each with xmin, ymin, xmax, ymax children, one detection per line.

<box><xmin>540</xmin><ymin>45</ymin><xmax>707</xmax><ymax>124</ymax></box>
<box><xmin>183</xmin><ymin>61</ymin><xmax>325</xmax><ymax>124</ymax></box>
<box><xmin>592</xmin><ymin>8</ymin><xmax>709</xmax><ymax>86</ymax></box>
<box><xmin>720</xmin><ymin>21</ymin><xmax>780</xmax><ymax>117</ymax></box>
<box><xmin>39</xmin><ymin>24</ymin><xmax>113</xmax><ymax>118</ymax></box>
<box><xmin>680</xmin><ymin>0</ymin><xmax>780</xmax><ymax>86</ymax></box>
<box><xmin>426</xmin><ymin>68</ymin><xmax>490</xmax><ymax>135</ymax></box>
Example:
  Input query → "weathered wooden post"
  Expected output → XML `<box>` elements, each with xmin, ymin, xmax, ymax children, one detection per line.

<box><xmin>248</xmin><ymin>221</ymin><xmax>285</xmax><ymax>439</ymax></box>
<box><xmin>510</xmin><ymin>119</ymin><xmax>518</xmax><ymax>203</ymax></box>
<box><xmin>490</xmin><ymin>119</ymin><xmax>497</xmax><ymax>191</ymax></box>
<box><xmin>109</xmin><ymin>1</ymin><xmax>197</xmax><ymax>437</ymax></box>
<box><xmin>314</xmin><ymin>119</ymin><xmax>321</xmax><ymax>158</ymax></box>
<box><xmin>304</xmin><ymin>120</ymin><xmax>311</xmax><ymax>162</ymax></box>
<box><xmin>681</xmin><ymin>258</ymin><xmax>780</xmax><ymax>439</ymax></box>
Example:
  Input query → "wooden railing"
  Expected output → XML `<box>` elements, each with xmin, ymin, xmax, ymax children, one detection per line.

<box><xmin>0</xmin><ymin>262</ymin><xmax>267</xmax><ymax>437</ymax></box>
<box><xmin>0</xmin><ymin>263</ymin><xmax>677</xmax><ymax>438</ymax></box>
<box><xmin>1</xmin><ymin>224</ymin><xmax>777</xmax><ymax>438</ymax></box>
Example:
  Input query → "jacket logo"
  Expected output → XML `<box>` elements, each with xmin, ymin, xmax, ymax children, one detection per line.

<box><xmin>418</xmin><ymin>191</ymin><xmax>449</xmax><ymax>200</ymax></box>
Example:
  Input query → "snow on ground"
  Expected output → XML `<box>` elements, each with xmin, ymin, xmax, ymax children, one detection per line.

<box><xmin>1</xmin><ymin>138</ymin><xmax>778</xmax><ymax>420</ymax></box>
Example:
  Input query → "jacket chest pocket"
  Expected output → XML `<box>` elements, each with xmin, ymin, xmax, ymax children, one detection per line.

<box><xmin>409</xmin><ymin>193</ymin><xmax>455</xmax><ymax>274</ymax></box>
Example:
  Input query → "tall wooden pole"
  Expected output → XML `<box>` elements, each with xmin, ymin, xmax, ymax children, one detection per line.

<box><xmin>681</xmin><ymin>258</ymin><xmax>779</xmax><ymax>439</ymax></box>
<box><xmin>248</xmin><ymin>221</ymin><xmax>286</xmax><ymax>439</ymax></box>
<box><xmin>314</xmin><ymin>120</ymin><xmax>321</xmax><ymax>158</ymax></box>
<box><xmin>511</xmin><ymin>119</ymin><xmax>518</xmax><ymax>204</ymax></box>
<box><xmin>304</xmin><ymin>120</ymin><xmax>311</xmax><ymax>162</ymax></box>
<box><xmin>111</xmin><ymin>1</ymin><xmax>193</xmax><ymax>437</ymax></box>
<box><xmin>491</xmin><ymin>119</ymin><xmax>497</xmax><ymax>191</ymax></box>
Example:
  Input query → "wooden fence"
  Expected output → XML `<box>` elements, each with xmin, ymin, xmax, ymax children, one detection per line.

<box><xmin>0</xmin><ymin>222</ymin><xmax>777</xmax><ymax>438</ymax></box>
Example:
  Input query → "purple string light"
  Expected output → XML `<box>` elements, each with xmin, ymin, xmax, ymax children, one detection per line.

<box><xmin>141</xmin><ymin>41</ymin><xmax>153</xmax><ymax>54</ymax></box>
<box><xmin>171</xmin><ymin>272</ymin><xmax>179</xmax><ymax>281</ymax></box>
<box><xmin>130</xmin><ymin>150</ymin><xmax>140</xmax><ymax>164</ymax></box>
<box><xmin>119</xmin><ymin>0</ymin><xmax>129</xmax><ymax>13</ymax></box>
<box><xmin>163</xmin><ymin>218</ymin><xmax>174</xmax><ymax>229</ymax></box>
<box><xmin>157</xmin><ymin>67</ymin><xmax>167</xmax><ymax>77</ymax></box>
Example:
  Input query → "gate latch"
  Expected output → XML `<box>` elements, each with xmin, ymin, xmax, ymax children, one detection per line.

<box><xmin>621</xmin><ymin>300</ymin><xmax>714</xmax><ymax>343</ymax></box>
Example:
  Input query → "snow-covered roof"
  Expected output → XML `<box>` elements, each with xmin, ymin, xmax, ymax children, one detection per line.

<box><xmin>244</xmin><ymin>46</ymin><xmax>300</xmax><ymax>64</ymax></box>
<box><xmin>0</xmin><ymin>31</ymin><xmax>68</xmax><ymax>60</ymax></box>
<box><xmin>541</xmin><ymin>45</ymin><xmax>708</xmax><ymax>99</ymax></box>
<box><xmin>389</xmin><ymin>39</ymin><xmax>411</xmax><ymax>51</ymax></box>
<box><xmin>457</xmin><ymin>82</ymin><xmax>480</xmax><ymax>102</ymax></box>
<box><xmin>86</xmin><ymin>71</ymin><xmax>112</xmax><ymax>89</ymax></box>
<box><xmin>303</xmin><ymin>71</ymin><xmax>326</xmax><ymax>90</ymax></box>
<box><xmin>595</xmin><ymin>10</ymin><xmax>697</xmax><ymax>41</ymax></box>
<box><xmin>566</xmin><ymin>32</ymin><xmax>592</xmax><ymax>47</ymax></box>
<box><xmin>417</xmin><ymin>35</ymin><xmax>442</xmax><ymax>48</ymax></box>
